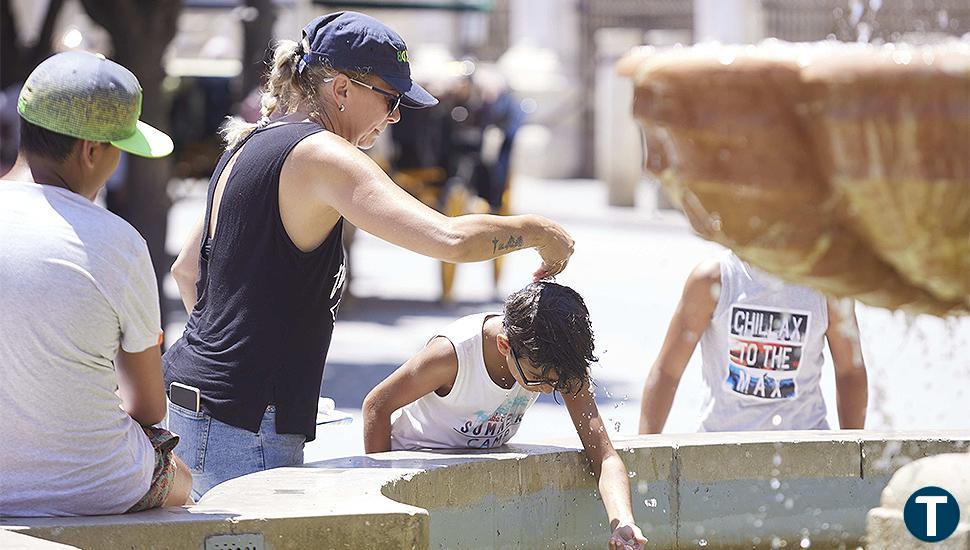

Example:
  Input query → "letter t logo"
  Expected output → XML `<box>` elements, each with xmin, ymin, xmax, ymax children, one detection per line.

<box><xmin>904</xmin><ymin>486</ymin><xmax>959</xmax><ymax>542</ymax></box>
<box><xmin>915</xmin><ymin>496</ymin><xmax>948</xmax><ymax>537</ymax></box>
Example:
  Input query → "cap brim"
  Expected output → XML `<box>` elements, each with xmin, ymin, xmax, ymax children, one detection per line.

<box><xmin>382</xmin><ymin>75</ymin><xmax>438</xmax><ymax>109</ymax></box>
<box><xmin>110</xmin><ymin>120</ymin><xmax>174</xmax><ymax>158</ymax></box>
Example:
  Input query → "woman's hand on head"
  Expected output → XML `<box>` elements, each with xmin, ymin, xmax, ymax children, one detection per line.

<box><xmin>532</xmin><ymin>216</ymin><xmax>574</xmax><ymax>281</ymax></box>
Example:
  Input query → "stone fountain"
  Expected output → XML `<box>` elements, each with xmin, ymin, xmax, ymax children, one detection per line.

<box><xmin>620</xmin><ymin>39</ymin><xmax>970</xmax><ymax>547</ymax></box>
<box><xmin>619</xmin><ymin>40</ymin><xmax>969</xmax><ymax>317</ymax></box>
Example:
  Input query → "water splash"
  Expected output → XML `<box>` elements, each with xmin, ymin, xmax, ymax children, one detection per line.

<box><xmin>938</xmin><ymin>10</ymin><xmax>949</xmax><ymax>30</ymax></box>
<box><xmin>849</xmin><ymin>0</ymin><xmax>864</xmax><ymax>26</ymax></box>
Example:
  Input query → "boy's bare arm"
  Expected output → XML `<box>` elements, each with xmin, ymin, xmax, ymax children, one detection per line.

<box><xmin>826</xmin><ymin>299</ymin><xmax>868</xmax><ymax>429</ymax></box>
<box><xmin>639</xmin><ymin>260</ymin><xmax>719</xmax><ymax>433</ymax></box>
<box><xmin>115</xmin><ymin>344</ymin><xmax>167</xmax><ymax>426</ymax></box>
<box><xmin>564</xmin><ymin>388</ymin><xmax>647</xmax><ymax>549</ymax></box>
<box><xmin>362</xmin><ymin>337</ymin><xmax>458</xmax><ymax>453</ymax></box>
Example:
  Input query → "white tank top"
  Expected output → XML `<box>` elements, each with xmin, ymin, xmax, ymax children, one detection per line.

<box><xmin>390</xmin><ymin>313</ymin><xmax>540</xmax><ymax>450</ymax></box>
<box><xmin>698</xmin><ymin>252</ymin><xmax>830</xmax><ymax>432</ymax></box>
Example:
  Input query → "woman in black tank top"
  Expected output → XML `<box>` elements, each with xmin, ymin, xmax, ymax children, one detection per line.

<box><xmin>162</xmin><ymin>11</ymin><xmax>575</xmax><ymax>498</ymax></box>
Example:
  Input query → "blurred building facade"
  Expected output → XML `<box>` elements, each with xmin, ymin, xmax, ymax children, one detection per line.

<box><xmin>7</xmin><ymin>0</ymin><xmax>970</xmax><ymax>183</ymax></box>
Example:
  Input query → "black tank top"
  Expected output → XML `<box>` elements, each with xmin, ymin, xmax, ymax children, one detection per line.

<box><xmin>164</xmin><ymin>121</ymin><xmax>345</xmax><ymax>440</ymax></box>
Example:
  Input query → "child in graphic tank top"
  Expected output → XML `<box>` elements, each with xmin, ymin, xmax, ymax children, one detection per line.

<box><xmin>364</xmin><ymin>282</ymin><xmax>647</xmax><ymax>549</ymax></box>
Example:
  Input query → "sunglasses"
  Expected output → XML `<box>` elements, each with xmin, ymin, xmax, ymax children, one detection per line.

<box><xmin>347</xmin><ymin>77</ymin><xmax>403</xmax><ymax>116</ymax></box>
<box><xmin>510</xmin><ymin>346</ymin><xmax>557</xmax><ymax>388</ymax></box>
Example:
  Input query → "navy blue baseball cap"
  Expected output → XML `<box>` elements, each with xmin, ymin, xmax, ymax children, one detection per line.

<box><xmin>298</xmin><ymin>11</ymin><xmax>438</xmax><ymax>109</ymax></box>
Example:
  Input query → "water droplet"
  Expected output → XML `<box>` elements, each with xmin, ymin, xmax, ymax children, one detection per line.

<box><xmin>644</xmin><ymin>498</ymin><xmax>657</xmax><ymax>507</ymax></box>
<box><xmin>614</xmin><ymin>421</ymin><xmax>622</xmax><ymax>431</ymax></box>
<box><xmin>849</xmin><ymin>0</ymin><xmax>864</xmax><ymax>25</ymax></box>
<box><xmin>891</xmin><ymin>49</ymin><xmax>912</xmax><ymax>65</ymax></box>
<box><xmin>698</xmin><ymin>539</ymin><xmax>708</xmax><ymax>547</ymax></box>
<box><xmin>938</xmin><ymin>9</ymin><xmax>950</xmax><ymax>29</ymax></box>
<box><xmin>800</xmin><ymin>537</ymin><xmax>811</xmax><ymax>548</ymax></box>
<box><xmin>785</xmin><ymin>498</ymin><xmax>794</xmax><ymax>509</ymax></box>
<box><xmin>753</xmin><ymin>519</ymin><xmax>764</xmax><ymax>528</ymax></box>
<box><xmin>770</xmin><ymin>478</ymin><xmax>781</xmax><ymax>490</ymax></box>
<box><xmin>637</xmin><ymin>480</ymin><xmax>649</xmax><ymax>493</ymax></box>
<box><xmin>628</xmin><ymin>471</ymin><xmax>637</xmax><ymax>478</ymax></box>
<box><xmin>772</xmin><ymin>414</ymin><xmax>782</xmax><ymax>426</ymax></box>
<box><xmin>775</xmin><ymin>492</ymin><xmax>785</xmax><ymax>503</ymax></box>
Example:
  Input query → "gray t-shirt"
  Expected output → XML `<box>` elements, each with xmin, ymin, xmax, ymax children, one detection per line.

<box><xmin>0</xmin><ymin>180</ymin><xmax>161</xmax><ymax>516</ymax></box>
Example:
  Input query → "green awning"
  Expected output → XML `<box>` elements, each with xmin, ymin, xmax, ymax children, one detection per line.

<box><xmin>311</xmin><ymin>0</ymin><xmax>494</xmax><ymax>12</ymax></box>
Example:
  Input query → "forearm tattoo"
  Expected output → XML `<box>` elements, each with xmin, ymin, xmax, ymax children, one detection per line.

<box><xmin>492</xmin><ymin>234</ymin><xmax>524</xmax><ymax>254</ymax></box>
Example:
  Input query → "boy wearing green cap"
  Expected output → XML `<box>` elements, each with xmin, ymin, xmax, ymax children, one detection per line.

<box><xmin>0</xmin><ymin>51</ymin><xmax>192</xmax><ymax>516</ymax></box>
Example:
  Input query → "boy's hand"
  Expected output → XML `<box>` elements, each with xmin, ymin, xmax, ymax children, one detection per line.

<box><xmin>609</xmin><ymin>523</ymin><xmax>647</xmax><ymax>549</ymax></box>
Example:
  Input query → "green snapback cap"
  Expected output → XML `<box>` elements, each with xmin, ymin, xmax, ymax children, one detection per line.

<box><xmin>17</xmin><ymin>51</ymin><xmax>173</xmax><ymax>158</ymax></box>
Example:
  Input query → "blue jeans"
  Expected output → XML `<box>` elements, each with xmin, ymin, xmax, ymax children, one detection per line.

<box><xmin>167</xmin><ymin>401</ymin><xmax>306</xmax><ymax>500</ymax></box>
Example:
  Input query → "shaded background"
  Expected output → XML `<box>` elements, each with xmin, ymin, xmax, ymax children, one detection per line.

<box><xmin>2</xmin><ymin>0</ymin><xmax>969</xmax><ymax>460</ymax></box>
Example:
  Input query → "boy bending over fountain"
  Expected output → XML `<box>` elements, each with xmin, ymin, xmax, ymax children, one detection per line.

<box><xmin>363</xmin><ymin>282</ymin><xmax>646</xmax><ymax>549</ymax></box>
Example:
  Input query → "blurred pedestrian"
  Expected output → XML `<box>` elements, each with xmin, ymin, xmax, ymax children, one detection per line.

<box><xmin>164</xmin><ymin>11</ymin><xmax>573</xmax><ymax>498</ymax></box>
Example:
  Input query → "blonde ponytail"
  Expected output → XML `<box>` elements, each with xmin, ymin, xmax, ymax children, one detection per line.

<box><xmin>220</xmin><ymin>39</ymin><xmax>371</xmax><ymax>150</ymax></box>
<box><xmin>221</xmin><ymin>40</ymin><xmax>307</xmax><ymax>150</ymax></box>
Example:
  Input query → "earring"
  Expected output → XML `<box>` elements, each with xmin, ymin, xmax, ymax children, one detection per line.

<box><xmin>339</xmin><ymin>104</ymin><xmax>345</xmax><ymax>112</ymax></box>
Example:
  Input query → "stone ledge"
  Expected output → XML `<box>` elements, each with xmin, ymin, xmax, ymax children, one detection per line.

<box><xmin>0</xmin><ymin>530</ymin><xmax>77</xmax><ymax>549</ymax></box>
<box><xmin>2</xmin><ymin>431</ymin><xmax>967</xmax><ymax>549</ymax></box>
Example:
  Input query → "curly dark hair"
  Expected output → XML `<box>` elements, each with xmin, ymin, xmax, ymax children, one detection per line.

<box><xmin>502</xmin><ymin>282</ymin><xmax>597</xmax><ymax>396</ymax></box>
